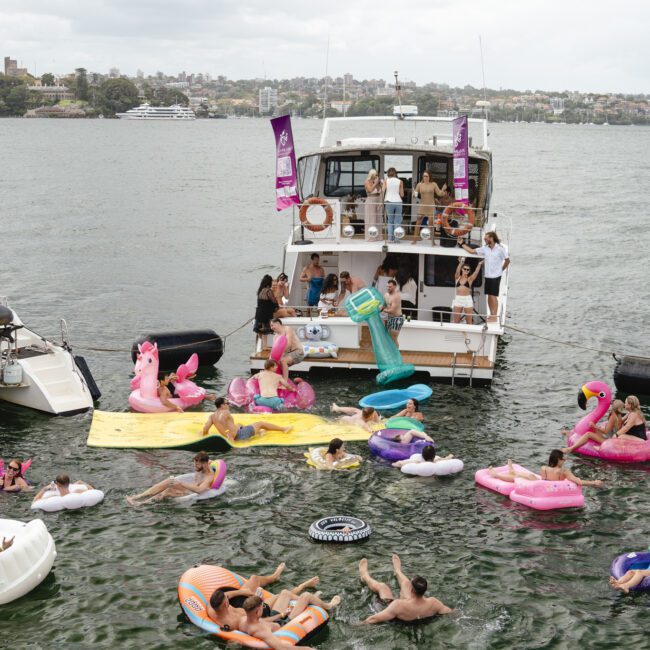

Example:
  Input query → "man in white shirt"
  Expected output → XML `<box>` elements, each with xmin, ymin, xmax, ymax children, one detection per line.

<box><xmin>458</xmin><ymin>232</ymin><xmax>509</xmax><ymax>321</ymax></box>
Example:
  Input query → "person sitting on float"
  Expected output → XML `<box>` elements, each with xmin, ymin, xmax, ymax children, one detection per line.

<box><xmin>0</xmin><ymin>458</ymin><xmax>32</xmax><ymax>492</ymax></box>
<box><xmin>394</xmin><ymin>398</ymin><xmax>424</xmax><ymax>422</ymax></box>
<box><xmin>562</xmin><ymin>399</ymin><xmax>624</xmax><ymax>455</ymax></box>
<box><xmin>33</xmin><ymin>474</ymin><xmax>94</xmax><ymax>502</ymax></box>
<box><xmin>489</xmin><ymin>451</ymin><xmax>604</xmax><ymax>487</ymax></box>
<box><xmin>610</xmin><ymin>569</ymin><xmax>650</xmax><ymax>594</ymax></box>
<box><xmin>391</xmin><ymin>444</ymin><xmax>453</xmax><ymax>469</ymax></box>
<box><xmin>390</xmin><ymin>429</ymin><xmax>434</xmax><ymax>444</ymax></box>
<box><xmin>158</xmin><ymin>373</ymin><xmax>183</xmax><ymax>413</ymax></box>
<box><xmin>255</xmin><ymin>359</ymin><xmax>294</xmax><ymax>410</ymax></box>
<box><xmin>0</xmin><ymin>536</ymin><xmax>14</xmax><ymax>552</ymax></box>
<box><xmin>615</xmin><ymin>395</ymin><xmax>647</xmax><ymax>441</ymax></box>
<box><xmin>330</xmin><ymin>404</ymin><xmax>382</xmax><ymax>432</ymax></box>
<box><xmin>272</xmin><ymin>273</ymin><xmax>297</xmax><ymax>318</ymax></box>
<box><xmin>270</xmin><ymin>318</ymin><xmax>305</xmax><ymax>382</ymax></box>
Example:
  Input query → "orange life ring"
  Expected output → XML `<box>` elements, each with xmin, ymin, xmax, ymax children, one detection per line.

<box><xmin>299</xmin><ymin>197</ymin><xmax>334</xmax><ymax>233</ymax></box>
<box><xmin>441</xmin><ymin>202</ymin><xmax>475</xmax><ymax>237</ymax></box>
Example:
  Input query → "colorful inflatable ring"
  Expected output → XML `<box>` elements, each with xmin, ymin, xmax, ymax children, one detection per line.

<box><xmin>441</xmin><ymin>202</ymin><xmax>475</xmax><ymax>237</ymax></box>
<box><xmin>384</xmin><ymin>416</ymin><xmax>425</xmax><ymax>432</ymax></box>
<box><xmin>299</xmin><ymin>197</ymin><xmax>334</xmax><ymax>232</ymax></box>
<box><xmin>178</xmin><ymin>565</ymin><xmax>329</xmax><ymax>645</ymax></box>
<box><xmin>304</xmin><ymin>447</ymin><xmax>362</xmax><ymax>470</ymax></box>
<box><xmin>368</xmin><ymin>428</ymin><xmax>432</xmax><ymax>462</ymax></box>
<box><xmin>610</xmin><ymin>551</ymin><xmax>650</xmax><ymax>592</ymax></box>
<box><xmin>308</xmin><ymin>516</ymin><xmax>371</xmax><ymax>543</ymax></box>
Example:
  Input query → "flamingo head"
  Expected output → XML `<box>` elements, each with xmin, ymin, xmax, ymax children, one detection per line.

<box><xmin>577</xmin><ymin>380</ymin><xmax>612</xmax><ymax>410</ymax></box>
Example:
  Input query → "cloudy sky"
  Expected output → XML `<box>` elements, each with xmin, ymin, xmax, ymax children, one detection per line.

<box><xmin>2</xmin><ymin>0</ymin><xmax>647</xmax><ymax>94</ymax></box>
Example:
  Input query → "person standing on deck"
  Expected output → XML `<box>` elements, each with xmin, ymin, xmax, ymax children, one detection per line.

<box><xmin>457</xmin><ymin>232</ymin><xmax>509</xmax><ymax>322</ymax></box>
<box><xmin>382</xmin><ymin>168</ymin><xmax>404</xmax><ymax>243</ymax></box>
<box><xmin>364</xmin><ymin>169</ymin><xmax>382</xmax><ymax>241</ymax></box>
<box><xmin>381</xmin><ymin>279</ymin><xmax>404</xmax><ymax>347</ymax></box>
<box><xmin>300</xmin><ymin>253</ymin><xmax>325</xmax><ymax>308</ymax></box>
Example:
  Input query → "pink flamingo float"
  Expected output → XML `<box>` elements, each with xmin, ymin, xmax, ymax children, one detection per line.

<box><xmin>128</xmin><ymin>341</ymin><xmax>208</xmax><ymax>413</ymax></box>
<box><xmin>566</xmin><ymin>380</ymin><xmax>650</xmax><ymax>462</ymax></box>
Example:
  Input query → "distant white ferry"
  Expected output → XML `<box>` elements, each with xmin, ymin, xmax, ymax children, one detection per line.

<box><xmin>116</xmin><ymin>103</ymin><xmax>196</xmax><ymax>120</ymax></box>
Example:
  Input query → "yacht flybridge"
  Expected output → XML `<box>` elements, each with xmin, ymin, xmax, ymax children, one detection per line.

<box><xmin>251</xmin><ymin>115</ymin><xmax>511</xmax><ymax>385</ymax></box>
<box><xmin>0</xmin><ymin>300</ymin><xmax>100</xmax><ymax>415</ymax></box>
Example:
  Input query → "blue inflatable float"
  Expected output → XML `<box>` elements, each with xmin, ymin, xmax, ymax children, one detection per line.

<box><xmin>610</xmin><ymin>551</ymin><xmax>650</xmax><ymax>592</ymax></box>
<box><xmin>359</xmin><ymin>384</ymin><xmax>433</xmax><ymax>410</ymax></box>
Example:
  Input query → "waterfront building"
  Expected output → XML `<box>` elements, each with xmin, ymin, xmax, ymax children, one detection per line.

<box><xmin>4</xmin><ymin>56</ymin><xmax>29</xmax><ymax>78</ymax></box>
<box><xmin>259</xmin><ymin>86</ymin><xmax>278</xmax><ymax>114</ymax></box>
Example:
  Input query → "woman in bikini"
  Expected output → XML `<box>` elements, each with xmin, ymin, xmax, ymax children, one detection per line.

<box><xmin>452</xmin><ymin>257</ymin><xmax>483</xmax><ymax>325</ymax></box>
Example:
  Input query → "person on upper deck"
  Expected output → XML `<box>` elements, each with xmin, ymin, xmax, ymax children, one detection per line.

<box><xmin>300</xmin><ymin>253</ymin><xmax>325</xmax><ymax>308</ymax></box>
<box><xmin>253</xmin><ymin>274</ymin><xmax>278</xmax><ymax>349</ymax></box>
<box><xmin>364</xmin><ymin>168</ymin><xmax>382</xmax><ymax>241</ymax></box>
<box><xmin>452</xmin><ymin>257</ymin><xmax>483</xmax><ymax>325</ymax></box>
<box><xmin>382</xmin><ymin>168</ymin><xmax>404</xmax><ymax>243</ymax></box>
<box><xmin>457</xmin><ymin>232</ymin><xmax>509</xmax><ymax>322</ymax></box>
<box><xmin>412</xmin><ymin>171</ymin><xmax>447</xmax><ymax>243</ymax></box>
<box><xmin>272</xmin><ymin>273</ymin><xmax>297</xmax><ymax>318</ymax></box>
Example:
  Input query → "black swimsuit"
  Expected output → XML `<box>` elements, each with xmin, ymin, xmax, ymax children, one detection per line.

<box><xmin>626</xmin><ymin>423</ymin><xmax>647</xmax><ymax>440</ymax></box>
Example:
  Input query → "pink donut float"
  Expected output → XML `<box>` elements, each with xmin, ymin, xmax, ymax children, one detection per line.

<box><xmin>567</xmin><ymin>381</ymin><xmax>650</xmax><ymax>463</ymax></box>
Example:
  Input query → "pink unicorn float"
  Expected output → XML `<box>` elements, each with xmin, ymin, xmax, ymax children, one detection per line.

<box><xmin>564</xmin><ymin>380</ymin><xmax>650</xmax><ymax>462</ymax></box>
<box><xmin>129</xmin><ymin>341</ymin><xmax>209</xmax><ymax>413</ymax></box>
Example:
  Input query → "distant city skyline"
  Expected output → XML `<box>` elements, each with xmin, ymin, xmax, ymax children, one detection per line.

<box><xmin>1</xmin><ymin>0</ymin><xmax>648</xmax><ymax>95</ymax></box>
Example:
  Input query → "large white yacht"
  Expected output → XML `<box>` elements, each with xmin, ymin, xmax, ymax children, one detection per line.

<box><xmin>250</xmin><ymin>114</ymin><xmax>511</xmax><ymax>385</ymax></box>
<box><xmin>116</xmin><ymin>103</ymin><xmax>196</xmax><ymax>120</ymax></box>
<box><xmin>0</xmin><ymin>299</ymin><xmax>100</xmax><ymax>414</ymax></box>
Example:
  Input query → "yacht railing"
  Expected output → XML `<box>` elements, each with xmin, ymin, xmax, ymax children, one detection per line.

<box><xmin>290</xmin><ymin>201</ymin><xmax>499</xmax><ymax>246</ymax></box>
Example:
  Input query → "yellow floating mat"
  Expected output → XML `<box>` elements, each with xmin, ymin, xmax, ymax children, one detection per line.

<box><xmin>87</xmin><ymin>410</ymin><xmax>374</xmax><ymax>452</ymax></box>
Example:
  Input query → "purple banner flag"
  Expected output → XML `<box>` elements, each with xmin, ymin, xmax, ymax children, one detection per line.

<box><xmin>271</xmin><ymin>114</ymin><xmax>301</xmax><ymax>211</ymax></box>
<box><xmin>452</xmin><ymin>115</ymin><xmax>469</xmax><ymax>206</ymax></box>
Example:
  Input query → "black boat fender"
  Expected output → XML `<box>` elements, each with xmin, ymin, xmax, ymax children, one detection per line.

<box><xmin>131</xmin><ymin>329</ymin><xmax>223</xmax><ymax>371</ymax></box>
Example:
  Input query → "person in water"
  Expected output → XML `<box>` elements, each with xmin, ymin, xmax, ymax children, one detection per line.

<box><xmin>359</xmin><ymin>553</ymin><xmax>452</xmax><ymax>624</ymax></box>
<box><xmin>390</xmin><ymin>429</ymin><xmax>434</xmax><ymax>444</ymax></box>
<box><xmin>323</xmin><ymin>438</ymin><xmax>362</xmax><ymax>469</ymax></box>
<box><xmin>394</xmin><ymin>398</ymin><xmax>424</xmax><ymax>422</ymax></box>
<box><xmin>610</xmin><ymin>569</ymin><xmax>650</xmax><ymax>594</ymax></box>
<box><xmin>270</xmin><ymin>318</ymin><xmax>305</xmax><ymax>382</ymax></box>
<box><xmin>0</xmin><ymin>458</ymin><xmax>32</xmax><ymax>492</ymax></box>
<box><xmin>202</xmin><ymin>398</ymin><xmax>291</xmax><ymax>441</ymax></box>
<box><xmin>392</xmin><ymin>444</ymin><xmax>454</xmax><ymax>468</ymax></box>
<box><xmin>33</xmin><ymin>474</ymin><xmax>94</xmax><ymax>502</ymax></box>
<box><xmin>562</xmin><ymin>399</ymin><xmax>625</xmax><ymax>454</ymax></box>
<box><xmin>614</xmin><ymin>395</ymin><xmax>647</xmax><ymax>441</ymax></box>
<box><xmin>330</xmin><ymin>404</ymin><xmax>382</xmax><ymax>432</ymax></box>
<box><xmin>125</xmin><ymin>451</ymin><xmax>215</xmax><ymax>505</ymax></box>
<box><xmin>300</xmin><ymin>253</ymin><xmax>325</xmax><ymax>308</ymax></box>
<box><xmin>254</xmin><ymin>359</ymin><xmax>293</xmax><ymax>410</ymax></box>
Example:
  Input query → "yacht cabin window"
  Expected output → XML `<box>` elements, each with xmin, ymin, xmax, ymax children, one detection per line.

<box><xmin>297</xmin><ymin>155</ymin><xmax>320</xmax><ymax>199</ymax></box>
<box><xmin>324</xmin><ymin>156</ymin><xmax>379</xmax><ymax>197</ymax></box>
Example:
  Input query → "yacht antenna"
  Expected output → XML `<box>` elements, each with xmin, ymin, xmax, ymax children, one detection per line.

<box><xmin>394</xmin><ymin>70</ymin><xmax>403</xmax><ymax>119</ymax></box>
<box><xmin>479</xmin><ymin>36</ymin><xmax>488</xmax><ymax>120</ymax></box>
<box><xmin>323</xmin><ymin>33</ymin><xmax>330</xmax><ymax>120</ymax></box>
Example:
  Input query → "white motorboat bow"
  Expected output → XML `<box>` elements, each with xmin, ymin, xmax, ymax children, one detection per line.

<box><xmin>0</xmin><ymin>299</ymin><xmax>99</xmax><ymax>415</ymax></box>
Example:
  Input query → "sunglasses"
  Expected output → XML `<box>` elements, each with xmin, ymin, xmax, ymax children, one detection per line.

<box><xmin>462</xmin><ymin>268</ymin><xmax>470</xmax><ymax>272</ymax></box>
<box><xmin>8</xmin><ymin>465</ymin><xmax>20</xmax><ymax>472</ymax></box>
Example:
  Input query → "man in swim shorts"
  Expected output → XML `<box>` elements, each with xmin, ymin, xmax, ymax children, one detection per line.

<box><xmin>239</xmin><ymin>593</ymin><xmax>340</xmax><ymax>649</ymax></box>
<box><xmin>254</xmin><ymin>359</ymin><xmax>293</xmax><ymax>410</ymax></box>
<box><xmin>330</xmin><ymin>404</ymin><xmax>382</xmax><ymax>432</ymax></box>
<box><xmin>125</xmin><ymin>451</ymin><xmax>215</xmax><ymax>505</ymax></box>
<box><xmin>359</xmin><ymin>553</ymin><xmax>452</xmax><ymax>624</ymax></box>
<box><xmin>381</xmin><ymin>279</ymin><xmax>404</xmax><ymax>347</ymax></box>
<box><xmin>270</xmin><ymin>318</ymin><xmax>305</xmax><ymax>381</ymax></box>
<box><xmin>202</xmin><ymin>398</ymin><xmax>291</xmax><ymax>441</ymax></box>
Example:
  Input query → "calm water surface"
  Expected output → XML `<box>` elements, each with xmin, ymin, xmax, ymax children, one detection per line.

<box><xmin>1</xmin><ymin>119</ymin><xmax>649</xmax><ymax>649</ymax></box>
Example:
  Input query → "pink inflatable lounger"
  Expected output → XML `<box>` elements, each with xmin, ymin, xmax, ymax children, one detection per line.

<box><xmin>475</xmin><ymin>464</ymin><xmax>584</xmax><ymax>510</ymax></box>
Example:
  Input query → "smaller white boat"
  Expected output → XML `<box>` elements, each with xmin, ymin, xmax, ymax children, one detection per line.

<box><xmin>0</xmin><ymin>299</ymin><xmax>99</xmax><ymax>415</ymax></box>
<box><xmin>0</xmin><ymin>518</ymin><xmax>56</xmax><ymax>605</ymax></box>
<box><xmin>116</xmin><ymin>103</ymin><xmax>196</xmax><ymax>120</ymax></box>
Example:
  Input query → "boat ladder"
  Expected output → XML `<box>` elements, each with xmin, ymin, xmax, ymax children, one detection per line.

<box><xmin>451</xmin><ymin>351</ymin><xmax>477</xmax><ymax>387</ymax></box>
